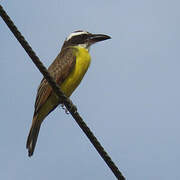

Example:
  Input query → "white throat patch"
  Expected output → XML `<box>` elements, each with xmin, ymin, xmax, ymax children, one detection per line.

<box><xmin>78</xmin><ymin>43</ymin><xmax>90</xmax><ymax>51</ymax></box>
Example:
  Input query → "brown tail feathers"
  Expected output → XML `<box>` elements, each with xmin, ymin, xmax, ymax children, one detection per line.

<box><xmin>26</xmin><ymin>115</ymin><xmax>41</xmax><ymax>157</ymax></box>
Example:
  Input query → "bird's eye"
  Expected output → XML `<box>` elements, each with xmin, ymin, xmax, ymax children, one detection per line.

<box><xmin>81</xmin><ymin>34</ymin><xmax>88</xmax><ymax>39</ymax></box>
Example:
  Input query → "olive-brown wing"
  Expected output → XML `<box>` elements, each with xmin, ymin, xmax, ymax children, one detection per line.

<box><xmin>34</xmin><ymin>48</ymin><xmax>76</xmax><ymax>115</ymax></box>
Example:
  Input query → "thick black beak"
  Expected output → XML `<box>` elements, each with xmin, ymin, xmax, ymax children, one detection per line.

<box><xmin>89</xmin><ymin>34</ymin><xmax>111</xmax><ymax>43</ymax></box>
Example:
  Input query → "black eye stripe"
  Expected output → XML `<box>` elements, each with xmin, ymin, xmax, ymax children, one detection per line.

<box><xmin>69</xmin><ymin>34</ymin><xmax>89</xmax><ymax>44</ymax></box>
<box><xmin>81</xmin><ymin>34</ymin><xmax>88</xmax><ymax>39</ymax></box>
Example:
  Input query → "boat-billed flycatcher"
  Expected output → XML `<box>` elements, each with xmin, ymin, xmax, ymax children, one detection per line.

<box><xmin>26</xmin><ymin>30</ymin><xmax>111</xmax><ymax>156</ymax></box>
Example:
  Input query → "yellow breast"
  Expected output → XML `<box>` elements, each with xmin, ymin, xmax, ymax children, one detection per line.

<box><xmin>60</xmin><ymin>46</ymin><xmax>91</xmax><ymax>97</ymax></box>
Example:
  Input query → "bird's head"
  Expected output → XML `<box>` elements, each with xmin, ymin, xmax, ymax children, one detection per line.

<box><xmin>63</xmin><ymin>30</ymin><xmax>111</xmax><ymax>50</ymax></box>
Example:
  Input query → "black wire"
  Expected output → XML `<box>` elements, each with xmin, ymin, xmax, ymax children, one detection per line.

<box><xmin>0</xmin><ymin>5</ymin><xmax>125</xmax><ymax>180</ymax></box>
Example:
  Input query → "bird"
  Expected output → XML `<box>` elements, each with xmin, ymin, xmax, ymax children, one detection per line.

<box><xmin>26</xmin><ymin>30</ymin><xmax>111</xmax><ymax>157</ymax></box>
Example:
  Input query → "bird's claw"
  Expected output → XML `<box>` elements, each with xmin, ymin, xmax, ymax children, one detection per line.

<box><xmin>60</xmin><ymin>104</ymin><xmax>69</xmax><ymax>114</ymax></box>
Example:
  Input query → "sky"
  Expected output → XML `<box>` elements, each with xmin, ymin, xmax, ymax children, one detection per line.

<box><xmin>0</xmin><ymin>0</ymin><xmax>180</xmax><ymax>179</ymax></box>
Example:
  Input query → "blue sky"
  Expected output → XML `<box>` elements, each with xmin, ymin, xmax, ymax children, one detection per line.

<box><xmin>1</xmin><ymin>1</ymin><xmax>180</xmax><ymax>179</ymax></box>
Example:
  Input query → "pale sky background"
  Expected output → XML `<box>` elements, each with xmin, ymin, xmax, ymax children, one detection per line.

<box><xmin>1</xmin><ymin>1</ymin><xmax>180</xmax><ymax>179</ymax></box>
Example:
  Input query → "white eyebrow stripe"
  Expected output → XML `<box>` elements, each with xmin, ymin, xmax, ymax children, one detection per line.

<box><xmin>66</xmin><ymin>31</ymin><xmax>88</xmax><ymax>41</ymax></box>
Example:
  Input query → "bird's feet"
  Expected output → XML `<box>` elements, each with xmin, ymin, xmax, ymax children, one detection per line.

<box><xmin>60</xmin><ymin>104</ymin><xmax>69</xmax><ymax>114</ymax></box>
